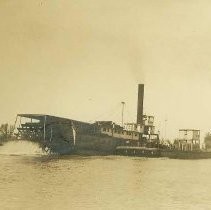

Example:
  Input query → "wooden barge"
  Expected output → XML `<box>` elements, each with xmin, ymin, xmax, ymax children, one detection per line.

<box><xmin>116</xmin><ymin>146</ymin><xmax>160</xmax><ymax>158</ymax></box>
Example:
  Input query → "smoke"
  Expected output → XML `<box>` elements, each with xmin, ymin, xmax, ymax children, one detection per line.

<box><xmin>0</xmin><ymin>140</ymin><xmax>48</xmax><ymax>156</ymax></box>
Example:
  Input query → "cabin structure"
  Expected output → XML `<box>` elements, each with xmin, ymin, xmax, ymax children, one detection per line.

<box><xmin>93</xmin><ymin>84</ymin><xmax>159</xmax><ymax>147</ymax></box>
<box><xmin>95</xmin><ymin>113</ymin><xmax>159</xmax><ymax>147</ymax></box>
<box><xmin>174</xmin><ymin>129</ymin><xmax>200</xmax><ymax>151</ymax></box>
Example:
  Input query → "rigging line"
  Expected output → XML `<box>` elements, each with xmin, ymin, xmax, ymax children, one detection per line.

<box><xmin>104</xmin><ymin>103</ymin><xmax>123</xmax><ymax>121</ymax></box>
<box><xmin>88</xmin><ymin>104</ymin><xmax>123</xmax><ymax>124</ymax></box>
<box><xmin>88</xmin><ymin>102</ymin><xmax>122</xmax><ymax>122</ymax></box>
<box><xmin>67</xmin><ymin>97</ymin><xmax>97</xmax><ymax>117</ymax></box>
<box><xmin>95</xmin><ymin>103</ymin><xmax>120</xmax><ymax>119</ymax></box>
<box><xmin>105</xmin><ymin>104</ymin><xmax>125</xmax><ymax>124</ymax></box>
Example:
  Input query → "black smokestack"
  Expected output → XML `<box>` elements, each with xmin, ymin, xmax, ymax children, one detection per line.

<box><xmin>136</xmin><ymin>84</ymin><xmax>144</xmax><ymax>125</ymax></box>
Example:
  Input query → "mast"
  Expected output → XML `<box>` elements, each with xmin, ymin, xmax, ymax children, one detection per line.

<box><xmin>121</xmin><ymin>102</ymin><xmax>125</xmax><ymax>127</ymax></box>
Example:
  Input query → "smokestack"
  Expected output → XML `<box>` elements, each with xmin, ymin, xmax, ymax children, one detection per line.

<box><xmin>136</xmin><ymin>84</ymin><xmax>144</xmax><ymax>125</ymax></box>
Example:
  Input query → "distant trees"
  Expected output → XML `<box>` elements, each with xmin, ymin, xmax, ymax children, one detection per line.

<box><xmin>0</xmin><ymin>123</ymin><xmax>15</xmax><ymax>141</ymax></box>
<box><xmin>204</xmin><ymin>133</ymin><xmax>211</xmax><ymax>150</ymax></box>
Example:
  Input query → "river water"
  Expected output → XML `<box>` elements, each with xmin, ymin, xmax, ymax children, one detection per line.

<box><xmin>0</xmin><ymin>141</ymin><xmax>211</xmax><ymax>210</ymax></box>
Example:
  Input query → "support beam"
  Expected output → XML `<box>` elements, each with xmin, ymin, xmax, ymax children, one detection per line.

<box><xmin>44</xmin><ymin>115</ymin><xmax>46</xmax><ymax>141</ymax></box>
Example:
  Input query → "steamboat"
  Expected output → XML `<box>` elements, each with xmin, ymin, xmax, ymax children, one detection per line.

<box><xmin>13</xmin><ymin>84</ymin><xmax>160</xmax><ymax>156</ymax></box>
<box><xmin>11</xmin><ymin>84</ymin><xmax>211</xmax><ymax>159</ymax></box>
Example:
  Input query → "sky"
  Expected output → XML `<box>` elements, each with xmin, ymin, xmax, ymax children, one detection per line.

<box><xmin>1</xmin><ymin>0</ymin><xmax>211</xmax><ymax>140</ymax></box>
